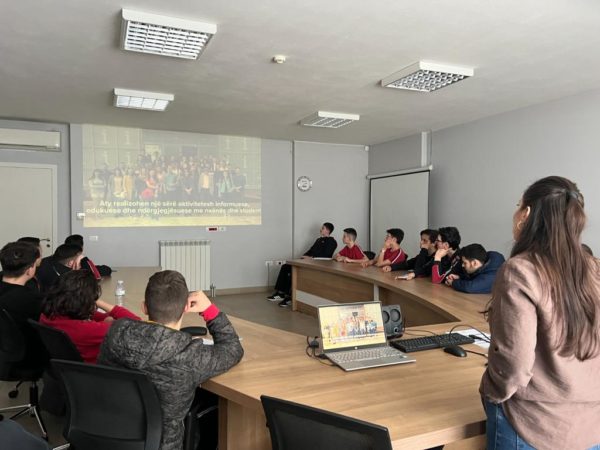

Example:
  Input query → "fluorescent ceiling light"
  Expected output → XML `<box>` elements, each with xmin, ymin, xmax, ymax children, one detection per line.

<box><xmin>381</xmin><ymin>61</ymin><xmax>474</xmax><ymax>92</ymax></box>
<box><xmin>300</xmin><ymin>111</ymin><xmax>360</xmax><ymax>128</ymax></box>
<box><xmin>114</xmin><ymin>88</ymin><xmax>174</xmax><ymax>111</ymax></box>
<box><xmin>121</xmin><ymin>9</ymin><xmax>217</xmax><ymax>60</ymax></box>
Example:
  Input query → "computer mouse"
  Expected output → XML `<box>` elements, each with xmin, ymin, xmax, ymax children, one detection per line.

<box><xmin>444</xmin><ymin>345</ymin><xmax>467</xmax><ymax>358</ymax></box>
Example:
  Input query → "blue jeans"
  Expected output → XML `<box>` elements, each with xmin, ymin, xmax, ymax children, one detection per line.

<box><xmin>484</xmin><ymin>399</ymin><xmax>600</xmax><ymax>450</ymax></box>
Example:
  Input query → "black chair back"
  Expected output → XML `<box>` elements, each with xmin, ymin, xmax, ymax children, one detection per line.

<box><xmin>0</xmin><ymin>309</ymin><xmax>25</xmax><ymax>364</ymax></box>
<box><xmin>261</xmin><ymin>395</ymin><xmax>393</xmax><ymax>450</ymax></box>
<box><xmin>52</xmin><ymin>359</ymin><xmax>163</xmax><ymax>450</ymax></box>
<box><xmin>27</xmin><ymin>320</ymin><xmax>82</xmax><ymax>363</ymax></box>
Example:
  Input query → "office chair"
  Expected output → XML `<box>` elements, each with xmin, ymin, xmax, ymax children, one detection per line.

<box><xmin>261</xmin><ymin>395</ymin><xmax>393</xmax><ymax>450</ymax></box>
<box><xmin>52</xmin><ymin>359</ymin><xmax>162</xmax><ymax>450</ymax></box>
<box><xmin>364</xmin><ymin>251</ymin><xmax>376</xmax><ymax>260</ymax></box>
<box><xmin>0</xmin><ymin>309</ymin><xmax>48</xmax><ymax>439</ymax></box>
<box><xmin>28</xmin><ymin>319</ymin><xmax>83</xmax><ymax>416</ymax></box>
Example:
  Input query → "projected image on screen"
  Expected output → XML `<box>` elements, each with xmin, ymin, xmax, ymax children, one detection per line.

<box><xmin>82</xmin><ymin>125</ymin><xmax>261</xmax><ymax>227</ymax></box>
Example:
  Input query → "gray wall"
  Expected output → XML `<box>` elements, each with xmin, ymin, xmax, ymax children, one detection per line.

<box><xmin>70</xmin><ymin>127</ymin><xmax>370</xmax><ymax>289</ymax></box>
<box><xmin>368</xmin><ymin>88</ymin><xmax>600</xmax><ymax>257</ymax></box>
<box><xmin>70</xmin><ymin>124</ymin><xmax>294</xmax><ymax>289</ymax></box>
<box><xmin>430</xmin><ymin>89</ymin><xmax>600</xmax><ymax>256</ymax></box>
<box><xmin>368</xmin><ymin>134</ymin><xmax>422</xmax><ymax>175</ymax></box>
<box><xmin>0</xmin><ymin>119</ymin><xmax>71</xmax><ymax>243</ymax></box>
<box><xmin>293</xmin><ymin>141</ymin><xmax>369</xmax><ymax>256</ymax></box>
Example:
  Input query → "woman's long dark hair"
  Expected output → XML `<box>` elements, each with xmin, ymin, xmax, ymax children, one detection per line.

<box><xmin>513</xmin><ymin>176</ymin><xmax>599</xmax><ymax>361</ymax></box>
<box><xmin>42</xmin><ymin>270</ymin><xmax>101</xmax><ymax>320</ymax></box>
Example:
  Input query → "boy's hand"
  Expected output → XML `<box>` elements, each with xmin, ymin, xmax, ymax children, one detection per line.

<box><xmin>434</xmin><ymin>248</ymin><xmax>449</xmax><ymax>261</ymax></box>
<box><xmin>445</xmin><ymin>274</ymin><xmax>459</xmax><ymax>286</ymax></box>
<box><xmin>188</xmin><ymin>291</ymin><xmax>212</xmax><ymax>313</ymax></box>
<box><xmin>405</xmin><ymin>272</ymin><xmax>416</xmax><ymax>280</ymax></box>
<box><xmin>382</xmin><ymin>266</ymin><xmax>392</xmax><ymax>273</ymax></box>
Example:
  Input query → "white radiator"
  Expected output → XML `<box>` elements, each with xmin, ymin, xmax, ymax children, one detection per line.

<box><xmin>159</xmin><ymin>240</ymin><xmax>211</xmax><ymax>291</ymax></box>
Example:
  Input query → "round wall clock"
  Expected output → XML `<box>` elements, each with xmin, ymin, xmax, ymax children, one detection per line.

<box><xmin>296</xmin><ymin>176</ymin><xmax>312</xmax><ymax>192</ymax></box>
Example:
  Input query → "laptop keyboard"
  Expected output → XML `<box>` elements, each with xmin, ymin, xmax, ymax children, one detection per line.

<box><xmin>329</xmin><ymin>346</ymin><xmax>403</xmax><ymax>363</ymax></box>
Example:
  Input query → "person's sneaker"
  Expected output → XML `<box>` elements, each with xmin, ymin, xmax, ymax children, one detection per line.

<box><xmin>267</xmin><ymin>292</ymin><xmax>285</xmax><ymax>301</ymax></box>
<box><xmin>278</xmin><ymin>298</ymin><xmax>292</xmax><ymax>308</ymax></box>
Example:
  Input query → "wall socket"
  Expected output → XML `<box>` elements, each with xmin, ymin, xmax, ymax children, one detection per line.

<box><xmin>265</xmin><ymin>260</ymin><xmax>286</xmax><ymax>267</ymax></box>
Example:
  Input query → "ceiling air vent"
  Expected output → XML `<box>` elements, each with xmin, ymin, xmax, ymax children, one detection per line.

<box><xmin>300</xmin><ymin>111</ymin><xmax>360</xmax><ymax>129</ymax></box>
<box><xmin>121</xmin><ymin>9</ymin><xmax>217</xmax><ymax>60</ymax></box>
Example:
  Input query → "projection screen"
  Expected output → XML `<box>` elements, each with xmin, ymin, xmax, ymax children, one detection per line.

<box><xmin>369</xmin><ymin>170</ymin><xmax>430</xmax><ymax>258</ymax></box>
<box><xmin>82</xmin><ymin>125</ymin><xmax>261</xmax><ymax>228</ymax></box>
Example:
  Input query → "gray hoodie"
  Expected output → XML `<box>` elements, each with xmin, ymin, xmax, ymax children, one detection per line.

<box><xmin>97</xmin><ymin>313</ymin><xmax>243</xmax><ymax>450</ymax></box>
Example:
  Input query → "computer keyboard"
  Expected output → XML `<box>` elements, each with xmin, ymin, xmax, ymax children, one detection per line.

<box><xmin>329</xmin><ymin>346</ymin><xmax>404</xmax><ymax>363</ymax></box>
<box><xmin>390</xmin><ymin>333</ymin><xmax>475</xmax><ymax>353</ymax></box>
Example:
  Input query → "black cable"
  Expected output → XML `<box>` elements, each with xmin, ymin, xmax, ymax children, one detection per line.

<box><xmin>305</xmin><ymin>336</ymin><xmax>334</xmax><ymax>366</ymax></box>
<box><xmin>447</xmin><ymin>324</ymin><xmax>491</xmax><ymax>343</ymax></box>
<box><xmin>464</xmin><ymin>349</ymin><xmax>488</xmax><ymax>359</ymax></box>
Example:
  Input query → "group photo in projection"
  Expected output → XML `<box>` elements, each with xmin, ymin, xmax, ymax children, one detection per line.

<box><xmin>82</xmin><ymin>125</ymin><xmax>262</xmax><ymax>227</ymax></box>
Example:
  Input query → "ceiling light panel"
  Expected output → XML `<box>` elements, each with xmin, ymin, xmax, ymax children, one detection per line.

<box><xmin>121</xmin><ymin>9</ymin><xmax>217</xmax><ymax>60</ymax></box>
<box><xmin>114</xmin><ymin>88</ymin><xmax>174</xmax><ymax>111</ymax></box>
<box><xmin>381</xmin><ymin>61</ymin><xmax>474</xmax><ymax>92</ymax></box>
<box><xmin>300</xmin><ymin>111</ymin><xmax>360</xmax><ymax>128</ymax></box>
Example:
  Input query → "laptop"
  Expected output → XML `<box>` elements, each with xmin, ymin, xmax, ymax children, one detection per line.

<box><xmin>317</xmin><ymin>301</ymin><xmax>415</xmax><ymax>371</ymax></box>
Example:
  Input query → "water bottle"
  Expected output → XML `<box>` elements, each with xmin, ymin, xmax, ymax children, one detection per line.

<box><xmin>115</xmin><ymin>280</ymin><xmax>125</xmax><ymax>306</ymax></box>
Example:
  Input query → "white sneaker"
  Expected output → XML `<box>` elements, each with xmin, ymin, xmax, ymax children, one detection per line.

<box><xmin>267</xmin><ymin>293</ymin><xmax>285</xmax><ymax>301</ymax></box>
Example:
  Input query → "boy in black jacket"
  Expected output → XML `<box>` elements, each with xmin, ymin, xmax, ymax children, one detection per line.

<box><xmin>445</xmin><ymin>243</ymin><xmax>505</xmax><ymax>294</ymax></box>
<box><xmin>268</xmin><ymin>222</ymin><xmax>337</xmax><ymax>307</ymax></box>
<box><xmin>383</xmin><ymin>229</ymin><xmax>438</xmax><ymax>279</ymax></box>
<box><xmin>431</xmin><ymin>227</ymin><xmax>462</xmax><ymax>284</ymax></box>
<box><xmin>98</xmin><ymin>270</ymin><xmax>243</xmax><ymax>450</ymax></box>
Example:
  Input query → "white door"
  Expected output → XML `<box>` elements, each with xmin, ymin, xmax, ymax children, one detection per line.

<box><xmin>0</xmin><ymin>162</ymin><xmax>57</xmax><ymax>256</ymax></box>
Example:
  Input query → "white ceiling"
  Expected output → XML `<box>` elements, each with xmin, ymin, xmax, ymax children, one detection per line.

<box><xmin>2</xmin><ymin>0</ymin><xmax>600</xmax><ymax>145</ymax></box>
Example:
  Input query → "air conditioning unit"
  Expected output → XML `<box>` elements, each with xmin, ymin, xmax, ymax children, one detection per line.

<box><xmin>0</xmin><ymin>128</ymin><xmax>61</xmax><ymax>151</ymax></box>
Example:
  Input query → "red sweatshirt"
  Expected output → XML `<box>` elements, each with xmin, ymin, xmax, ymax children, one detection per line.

<box><xmin>39</xmin><ymin>306</ymin><xmax>140</xmax><ymax>363</ymax></box>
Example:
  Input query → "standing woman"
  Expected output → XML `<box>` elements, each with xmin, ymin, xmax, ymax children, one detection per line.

<box><xmin>481</xmin><ymin>176</ymin><xmax>600</xmax><ymax>450</ymax></box>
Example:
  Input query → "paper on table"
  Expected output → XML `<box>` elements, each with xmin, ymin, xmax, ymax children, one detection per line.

<box><xmin>451</xmin><ymin>328</ymin><xmax>491</xmax><ymax>350</ymax></box>
<box><xmin>313</xmin><ymin>257</ymin><xmax>331</xmax><ymax>260</ymax></box>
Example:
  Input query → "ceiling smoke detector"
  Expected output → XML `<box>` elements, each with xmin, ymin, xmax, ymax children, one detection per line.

<box><xmin>113</xmin><ymin>88</ymin><xmax>174</xmax><ymax>111</ymax></box>
<box><xmin>381</xmin><ymin>61</ymin><xmax>474</xmax><ymax>92</ymax></box>
<box><xmin>300</xmin><ymin>111</ymin><xmax>360</xmax><ymax>129</ymax></box>
<box><xmin>121</xmin><ymin>9</ymin><xmax>217</xmax><ymax>60</ymax></box>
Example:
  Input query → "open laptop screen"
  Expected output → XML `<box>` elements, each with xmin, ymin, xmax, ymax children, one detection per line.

<box><xmin>318</xmin><ymin>302</ymin><xmax>387</xmax><ymax>351</ymax></box>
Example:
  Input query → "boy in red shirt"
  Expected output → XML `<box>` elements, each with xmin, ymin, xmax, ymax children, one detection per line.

<box><xmin>362</xmin><ymin>228</ymin><xmax>407</xmax><ymax>269</ymax></box>
<box><xmin>333</xmin><ymin>228</ymin><xmax>369</xmax><ymax>264</ymax></box>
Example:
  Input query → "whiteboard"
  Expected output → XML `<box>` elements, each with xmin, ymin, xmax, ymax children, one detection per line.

<box><xmin>369</xmin><ymin>170</ymin><xmax>429</xmax><ymax>258</ymax></box>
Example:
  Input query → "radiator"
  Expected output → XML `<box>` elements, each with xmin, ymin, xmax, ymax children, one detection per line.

<box><xmin>159</xmin><ymin>240</ymin><xmax>211</xmax><ymax>291</ymax></box>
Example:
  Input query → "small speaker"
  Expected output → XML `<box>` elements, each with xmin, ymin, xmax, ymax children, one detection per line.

<box><xmin>381</xmin><ymin>304</ymin><xmax>403</xmax><ymax>339</ymax></box>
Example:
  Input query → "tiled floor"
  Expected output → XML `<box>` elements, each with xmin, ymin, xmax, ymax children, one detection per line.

<box><xmin>0</xmin><ymin>292</ymin><xmax>316</xmax><ymax>446</ymax></box>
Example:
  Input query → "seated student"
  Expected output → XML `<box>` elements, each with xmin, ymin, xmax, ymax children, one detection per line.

<box><xmin>0</xmin><ymin>237</ymin><xmax>43</xmax><ymax>292</ymax></box>
<box><xmin>268</xmin><ymin>222</ymin><xmax>337</xmax><ymax>307</ymax></box>
<box><xmin>64</xmin><ymin>234</ymin><xmax>112</xmax><ymax>277</ymax></box>
<box><xmin>0</xmin><ymin>242</ymin><xmax>45</xmax><ymax>366</ymax></box>
<box><xmin>383</xmin><ymin>228</ymin><xmax>438</xmax><ymax>279</ymax></box>
<box><xmin>431</xmin><ymin>226</ymin><xmax>462</xmax><ymax>284</ymax></box>
<box><xmin>333</xmin><ymin>228</ymin><xmax>369</xmax><ymax>264</ymax></box>
<box><xmin>36</xmin><ymin>244</ymin><xmax>83</xmax><ymax>292</ymax></box>
<box><xmin>445</xmin><ymin>244</ymin><xmax>505</xmax><ymax>294</ymax></box>
<box><xmin>98</xmin><ymin>270</ymin><xmax>244</xmax><ymax>450</ymax></box>
<box><xmin>40</xmin><ymin>270</ymin><xmax>140</xmax><ymax>363</ymax></box>
<box><xmin>361</xmin><ymin>228</ymin><xmax>407</xmax><ymax>269</ymax></box>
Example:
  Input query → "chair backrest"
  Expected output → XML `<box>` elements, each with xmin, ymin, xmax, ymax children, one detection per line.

<box><xmin>364</xmin><ymin>251</ymin><xmax>377</xmax><ymax>260</ymax></box>
<box><xmin>27</xmin><ymin>319</ymin><xmax>83</xmax><ymax>363</ymax></box>
<box><xmin>261</xmin><ymin>395</ymin><xmax>393</xmax><ymax>450</ymax></box>
<box><xmin>0</xmin><ymin>308</ymin><xmax>25</xmax><ymax>363</ymax></box>
<box><xmin>52</xmin><ymin>359</ymin><xmax>163</xmax><ymax>450</ymax></box>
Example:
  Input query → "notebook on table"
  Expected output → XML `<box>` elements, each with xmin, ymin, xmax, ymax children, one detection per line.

<box><xmin>317</xmin><ymin>301</ymin><xmax>415</xmax><ymax>371</ymax></box>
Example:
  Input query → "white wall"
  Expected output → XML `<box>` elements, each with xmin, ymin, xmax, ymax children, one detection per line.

<box><xmin>0</xmin><ymin>119</ymin><xmax>71</xmax><ymax>243</ymax></box>
<box><xmin>368</xmin><ymin>134</ymin><xmax>422</xmax><ymax>175</ymax></box>
<box><xmin>293</xmin><ymin>141</ymin><xmax>370</xmax><ymax>256</ymax></box>
<box><xmin>430</xmin><ymin>88</ymin><xmax>600</xmax><ymax>256</ymax></box>
<box><xmin>368</xmin><ymin>88</ymin><xmax>600</xmax><ymax>258</ymax></box>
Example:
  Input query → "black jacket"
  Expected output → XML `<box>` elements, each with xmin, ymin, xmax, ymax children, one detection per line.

<box><xmin>304</xmin><ymin>236</ymin><xmax>337</xmax><ymax>258</ymax></box>
<box><xmin>0</xmin><ymin>281</ymin><xmax>46</xmax><ymax>366</ymax></box>
<box><xmin>98</xmin><ymin>313</ymin><xmax>244</xmax><ymax>450</ymax></box>
<box><xmin>389</xmin><ymin>248</ymin><xmax>434</xmax><ymax>277</ymax></box>
<box><xmin>36</xmin><ymin>256</ymin><xmax>71</xmax><ymax>293</ymax></box>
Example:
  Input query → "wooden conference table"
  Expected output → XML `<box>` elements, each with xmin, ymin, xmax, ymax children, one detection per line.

<box><xmin>103</xmin><ymin>262</ymin><xmax>490</xmax><ymax>450</ymax></box>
